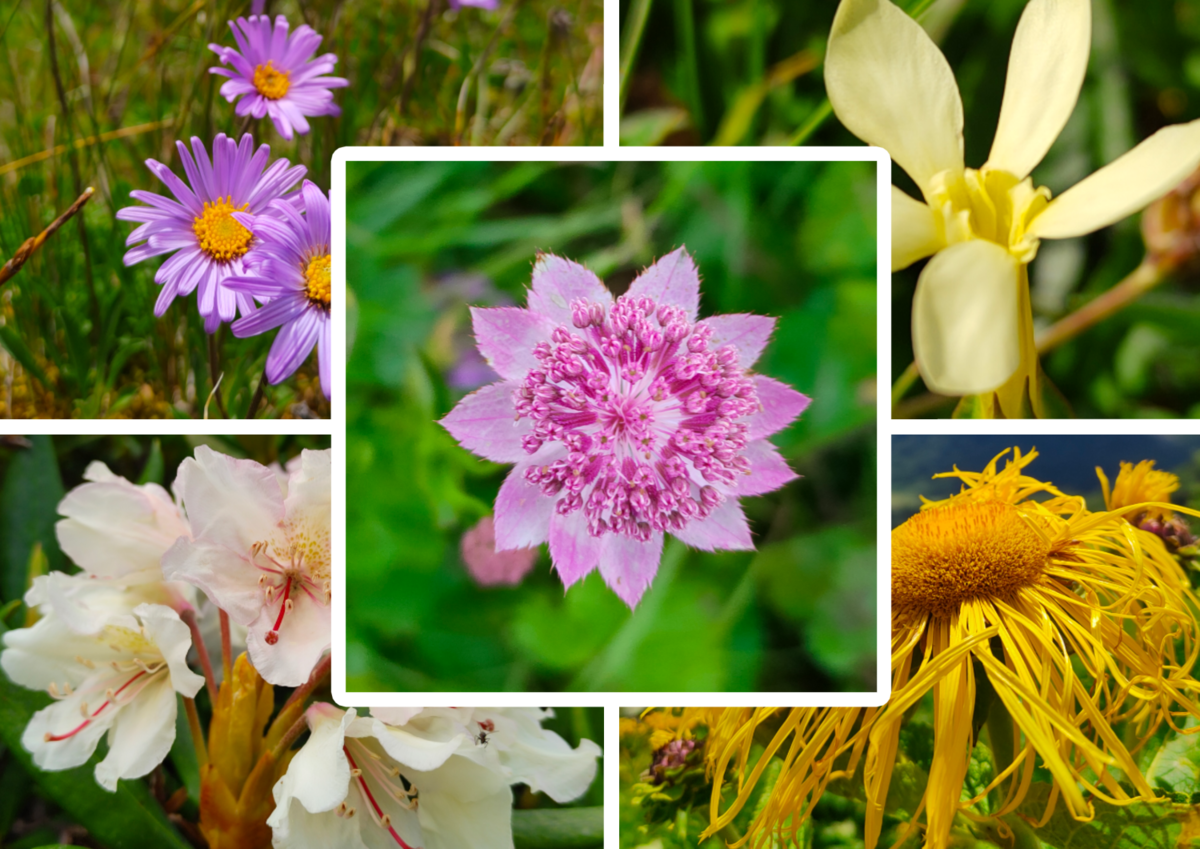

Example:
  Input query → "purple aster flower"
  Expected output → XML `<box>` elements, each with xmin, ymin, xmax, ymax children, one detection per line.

<box><xmin>117</xmin><ymin>133</ymin><xmax>306</xmax><ymax>333</ymax></box>
<box><xmin>225</xmin><ymin>180</ymin><xmax>331</xmax><ymax>398</ymax></box>
<box><xmin>440</xmin><ymin>248</ymin><xmax>811</xmax><ymax>608</ymax></box>
<box><xmin>208</xmin><ymin>15</ymin><xmax>348</xmax><ymax>142</ymax></box>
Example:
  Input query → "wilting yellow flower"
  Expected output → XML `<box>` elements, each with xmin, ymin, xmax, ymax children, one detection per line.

<box><xmin>200</xmin><ymin>653</ymin><xmax>301</xmax><ymax>849</ymax></box>
<box><xmin>1098</xmin><ymin>459</ymin><xmax>1180</xmax><ymax>522</ymax></box>
<box><xmin>700</xmin><ymin>449</ymin><xmax>1200</xmax><ymax>849</ymax></box>
<box><xmin>826</xmin><ymin>0</ymin><xmax>1200</xmax><ymax>415</ymax></box>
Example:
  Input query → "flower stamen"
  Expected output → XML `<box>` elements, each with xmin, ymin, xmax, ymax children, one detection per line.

<box><xmin>252</xmin><ymin>60</ymin><xmax>291</xmax><ymax>100</ymax></box>
<box><xmin>193</xmin><ymin>196</ymin><xmax>253</xmax><ymax>262</ymax></box>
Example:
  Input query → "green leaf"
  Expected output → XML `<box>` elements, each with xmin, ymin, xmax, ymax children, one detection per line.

<box><xmin>1146</xmin><ymin>723</ymin><xmax>1200</xmax><ymax>795</ymax></box>
<box><xmin>1013</xmin><ymin>782</ymin><xmax>1191</xmax><ymax>849</ymax></box>
<box><xmin>0</xmin><ymin>675</ymin><xmax>192</xmax><ymax>849</ymax></box>
<box><xmin>0</xmin><ymin>325</ymin><xmax>52</xmax><ymax>388</ymax></box>
<box><xmin>512</xmin><ymin>807</ymin><xmax>603</xmax><ymax>849</ymax></box>
<box><xmin>1</xmin><ymin>436</ymin><xmax>65</xmax><ymax>604</ymax></box>
<box><xmin>619</xmin><ymin>108</ymin><xmax>690</xmax><ymax>146</ymax></box>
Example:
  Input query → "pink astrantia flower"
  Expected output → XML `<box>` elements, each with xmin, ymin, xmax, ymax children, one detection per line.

<box><xmin>117</xmin><ymin>133</ymin><xmax>306</xmax><ymax>333</ymax></box>
<box><xmin>460</xmin><ymin>516</ymin><xmax>537</xmax><ymax>587</ymax></box>
<box><xmin>440</xmin><ymin>248</ymin><xmax>811</xmax><ymax>608</ymax></box>
<box><xmin>161</xmin><ymin>446</ymin><xmax>331</xmax><ymax>687</ymax></box>
<box><xmin>209</xmin><ymin>15</ymin><xmax>348</xmax><ymax>141</ymax></box>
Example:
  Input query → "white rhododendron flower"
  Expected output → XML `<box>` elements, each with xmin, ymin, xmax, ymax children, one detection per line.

<box><xmin>268</xmin><ymin>705</ymin><xmax>601</xmax><ymax>849</ymax></box>
<box><xmin>56</xmin><ymin>461</ymin><xmax>192</xmax><ymax>584</ymax></box>
<box><xmin>825</xmin><ymin>0</ymin><xmax>1200</xmax><ymax>412</ymax></box>
<box><xmin>163</xmin><ymin>447</ymin><xmax>331</xmax><ymax>686</ymax></box>
<box><xmin>1</xmin><ymin>596</ymin><xmax>204</xmax><ymax>791</ymax></box>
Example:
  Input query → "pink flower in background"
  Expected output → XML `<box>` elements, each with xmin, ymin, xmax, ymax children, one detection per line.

<box><xmin>209</xmin><ymin>15</ymin><xmax>348</xmax><ymax>141</ymax></box>
<box><xmin>460</xmin><ymin>516</ymin><xmax>537</xmax><ymax>586</ymax></box>
<box><xmin>441</xmin><ymin>248</ymin><xmax>810</xmax><ymax>608</ymax></box>
<box><xmin>117</xmin><ymin>133</ymin><xmax>306</xmax><ymax>333</ymax></box>
<box><xmin>449</xmin><ymin>0</ymin><xmax>500</xmax><ymax>9</ymax></box>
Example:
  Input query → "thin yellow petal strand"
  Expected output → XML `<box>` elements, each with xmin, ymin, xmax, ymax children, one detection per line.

<box><xmin>912</xmin><ymin>239</ymin><xmax>1021</xmax><ymax>395</ymax></box>
<box><xmin>1029</xmin><ymin>118</ymin><xmax>1200</xmax><ymax>239</ymax></box>
<box><xmin>825</xmin><ymin>0</ymin><xmax>964</xmax><ymax>198</ymax></box>
<box><xmin>985</xmin><ymin>0</ymin><xmax>1091</xmax><ymax>179</ymax></box>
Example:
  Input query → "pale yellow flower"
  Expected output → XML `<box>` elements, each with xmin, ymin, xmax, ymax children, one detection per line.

<box><xmin>826</xmin><ymin>0</ymin><xmax>1200</xmax><ymax>415</ymax></box>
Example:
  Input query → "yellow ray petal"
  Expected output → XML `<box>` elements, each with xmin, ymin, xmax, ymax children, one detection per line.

<box><xmin>912</xmin><ymin>239</ymin><xmax>1021</xmax><ymax>395</ymax></box>
<box><xmin>1029</xmin><ymin>118</ymin><xmax>1200</xmax><ymax>239</ymax></box>
<box><xmin>892</xmin><ymin>186</ymin><xmax>945</xmax><ymax>271</ymax></box>
<box><xmin>985</xmin><ymin>0</ymin><xmax>1091</xmax><ymax>180</ymax></box>
<box><xmin>825</xmin><ymin>0</ymin><xmax>964</xmax><ymax>198</ymax></box>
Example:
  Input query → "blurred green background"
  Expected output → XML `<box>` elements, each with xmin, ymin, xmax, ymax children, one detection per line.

<box><xmin>0</xmin><ymin>0</ymin><xmax>598</xmax><ymax>417</ymax></box>
<box><xmin>345</xmin><ymin>159</ymin><xmax>879</xmax><ymax>693</ymax></box>
<box><xmin>621</xmin><ymin>0</ymin><xmax>1200</xmax><ymax>417</ymax></box>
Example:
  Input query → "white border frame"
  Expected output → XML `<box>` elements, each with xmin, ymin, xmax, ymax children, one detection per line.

<box><xmin>329</xmin><ymin>145</ymin><xmax>893</xmax><ymax>709</ymax></box>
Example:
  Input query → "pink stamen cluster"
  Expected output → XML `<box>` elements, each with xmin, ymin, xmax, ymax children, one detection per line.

<box><xmin>512</xmin><ymin>294</ymin><xmax>759</xmax><ymax>542</ymax></box>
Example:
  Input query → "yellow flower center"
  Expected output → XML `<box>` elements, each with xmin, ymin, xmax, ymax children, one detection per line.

<box><xmin>892</xmin><ymin>500</ymin><xmax>1048</xmax><ymax>619</ymax></box>
<box><xmin>252</xmin><ymin>61</ymin><xmax>290</xmax><ymax>100</ymax></box>
<box><xmin>927</xmin><ymin>167</ymin><xmax>1051</xmax><ymax>264</ymax></box>
<box><xmin>303</xmin><ymin>253</ymin><xmax>332</xmax><ymax>310</ymax></box>
<box><xmin>193</xmin><ymin>197</ymin><xmax>253</xmax><ymax>262</ymax></box>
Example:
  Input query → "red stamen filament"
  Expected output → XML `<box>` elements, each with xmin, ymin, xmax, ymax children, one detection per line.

<box><xmin>44</xmin><ymin>670</ymin><xmax>147</xmax><ymax>742</ymax></box>
<box><xmin>266</xmin><ymin>576</ymin><xmax>293</xmax><ymax>645</ymax></box>
<box><xmin>344</xmin><ymin>746</ymin><xmax>416</xmax><ymax>849</ymax></box>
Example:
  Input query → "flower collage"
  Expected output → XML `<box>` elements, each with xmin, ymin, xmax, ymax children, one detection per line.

<box><xmin>4</xmin><ymin>0</ymin><xmax>1200</xmax><ymax>848</ymax></box>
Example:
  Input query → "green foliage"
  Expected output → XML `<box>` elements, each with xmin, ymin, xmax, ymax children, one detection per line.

<box><xmin>0</xmin><ymin>0</ymin><xmax>598</xmax><ymax>418</ymax></box>
<box><xmin>513</xmin><ymin>807</ymin><xmax>604</xmax><ymax>849</ymax></box>
<box><xmin>345</xmin><ymin>159</ymin><xmax>878</xmax><ymax>693</ymax></box>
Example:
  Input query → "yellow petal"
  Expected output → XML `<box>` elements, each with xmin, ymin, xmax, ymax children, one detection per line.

<box><xmin>985</xmin><ymin>0</ymin><xmax>1091</xmax><ymax>179</ymax></box>
<box><xmin>892</xmin><ymin>186</ymin><xmax>944</xmax><ymax>271</ymax></box>
<box><xmin>912</xmin><ymin>240</ymin><xmax>1021</xmax><ymax>396</ymax></box>
<box><xmin>1029</xmin><ymin>118</ymin><xmax>1200</xmax><ymax>239</ymax></box>
<box><xmin>826</xmin><ymin>0</ymin><xmax>964</xmax><ymax>198</ymax></box>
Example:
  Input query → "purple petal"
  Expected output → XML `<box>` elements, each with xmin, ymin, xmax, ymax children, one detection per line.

<box><xmin>625</xmin><ymin>247</ymin><xmax>700</xmax><ymax>322</ymax></box>
<box><xmin>318</xmin><ymin>320</ymin><xmax>331</xmax><ymax>399</ymax></box>
<box><xmin>672</xmin><ymin>499</ymin><xmax>753</xmax><ymax>552</ymax></box>
<box><xmin>746</xmin><ymin>376</ymin><xmax>811</xmax><ymax>440</ymax></box>
<box><xmin>265</xmin><ymin>308</ymin><xmax>321</xmax><ymax>383</ymax></box>
<box><xmin>301</xmin><ymin>180</ymin><xmax>330</xmax><ymax>246</ymax></box>
<box><xmin>526</xmin><ymin>254</ymin><xmax>612</xmax><ymax>325</ymax></box>
<box><xmin>547</xmin><ymin>511</ymin><xmax>601</xmax><ymax>589</ymax></box>
<box><xmin>232</xmin><ymin>293</ymin><xmax>307</xmax><ymax>338</ymax></box>
<box><xmin>732</xmin><ymin>440</ymin><xmax>797</xmax><ymax>497</ymax></box>
<box><xmin>598</xmin><ymin>532</ymin><xmax>663</xmax><ymax>608</ymax></box>
<box><xmin>493</xmin><ymin>453</ymin><xmax>561</xmax><ymax>550</ymax></box>
<box><xmin>439</xmin><ymin>381</ymin><xmax>531</xmax><ymax>463</ymax></box>
<box><xmin>701</xmin><ymin>314</ymin><xmax>776</xmax><ymax>368</ymax></box>
<box><xmin>470</xmin><ymin>307</ymin><xmax>555</xmax><ymax>381</ymax></box>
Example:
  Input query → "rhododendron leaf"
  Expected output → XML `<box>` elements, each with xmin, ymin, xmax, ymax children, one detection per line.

<box><xmin>512</xmin><ymin>807</ymin><xmax>603</xmax><ymax>849</ymax></box>
<box><xmin>0</xmin><ymin>676</ymin><xmax>191</xmax><ymax>849</ymax></box>
<box><xmin>1</xmin><ymin>435</ymin><xmax>64</xmax><ymax>604</ymax></box>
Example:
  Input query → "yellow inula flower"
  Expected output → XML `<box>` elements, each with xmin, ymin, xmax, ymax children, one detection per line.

<box><xmin>1098</xmin><ymin>459</ymin><xmax>1180</xmax><ymax>523</ymax></box>
<box><xmin>701</xmin><ymin>449</ymin><xmax>1200</xmax><ymax>849</ymax></box>
<box><xmin>826</xmin><ymin>0</ymin><xmax>1200</xmax><ymax>415</ymax></box>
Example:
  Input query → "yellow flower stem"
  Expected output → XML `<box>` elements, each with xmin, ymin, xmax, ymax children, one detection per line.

<box><xmin>183</xmin><ymin>696</ymin><xmax>209</xmax><ymax>769</ymax></box>
<box><xmin>219</xmin><ymin>609</ymin><xmax>233</xmax><ymax>684</ymax></box>
<box><xmin>891</xmin><ymin>361</ymin><xmax>922</xmax><ymax>410</ymax></box>
<box><xmin>180</xmin><ymin>608</ymin><xmax>218</xmax><ymax>703</ymax></box>
<box><xmin>1035</xmin><ymin>260</ymin><xmax>1164</xmax><ymax>355</ymax></box>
